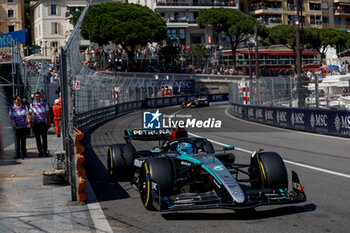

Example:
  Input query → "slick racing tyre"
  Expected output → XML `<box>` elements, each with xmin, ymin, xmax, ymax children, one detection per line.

<box><xmin>107</xmin><ymin>143</ymin><xmax>136</xmax><ymax>181</ymax></box>
<box><xmin>139</xmin><ymin>157</ymin><xmax>174</xmax><ymax>210</ymax></box>
<box><xmin>256</xmin><ymin>152</ymin><xmax>288</xmax><ymax>190</ymax></box>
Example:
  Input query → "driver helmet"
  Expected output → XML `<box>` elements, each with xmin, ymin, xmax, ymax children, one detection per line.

<box><xmin>177</xmin><ymin>142</ymin><xmax>194</xmax><ymax>156</ymax></box>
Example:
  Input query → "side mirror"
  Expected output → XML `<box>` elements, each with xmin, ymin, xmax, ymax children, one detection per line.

<box><xmin>223</xmin><ymin>145</ymin><xmax>235</xmax><ymax>151</ymax></box>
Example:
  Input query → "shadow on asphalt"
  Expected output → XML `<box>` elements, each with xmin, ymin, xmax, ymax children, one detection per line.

<box><xmin>161</xmin><ymin>203</ymin><xmax>316</xmax><ymax>220</ymax></box>
<box><xmin>82</xmin><ymin>128</ymin><xmax>130</xmax><ymax>203</ymax></box>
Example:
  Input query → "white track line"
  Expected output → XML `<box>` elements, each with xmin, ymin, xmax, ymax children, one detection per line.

<box><xmin>85</xmin><ymin>179</ymin><xmax>113</xmax><ymax>233</ymax></box>
<box><xmin>188</xmin><ymin>132</ymin><xmax>350</xmax><ymax>179</ymax></box>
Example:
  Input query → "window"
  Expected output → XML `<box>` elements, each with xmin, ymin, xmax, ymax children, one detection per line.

<box><xmin>52</xmin><ymin>23</ymin><xmax>58</xmax><ymax>34</ymax></box>
<box><xmin>8</xmin><ymin>25</ymin><xmax>14</xmax><ymax>32</ymax></box>
<box><xmin>321</xmin><ymin>3</ymin><xmax>328</xmax><ymax>10</ymax></box>
<box><xmin>8</xmin><ymin>9</ymin><xmax>14</xmax><ymax>18</ymax></box>
<box><xmin>52</xmin><ymin>41</ymin><xmax>58</xmax><ymax>48</ymax></box>
<box><xmin>51</xmin><ymin>4</ymin><xmax>57</xmax><ymax>15</ymax></box>
<box><xmin>334</xmin><ymin>17</ymin><xmax>341</xmax><ymax>24</ymax></box>
<box><xmin>346</xmin><ymin>18</ymin><xmax>350</xmax><ymax>25</ymax></box>
<box><xmin>7</xmin><ymin>0</ymin><xmax>14</xmax><ymax>3</ymax></box>
<box><xmin>322</xmin><ymin>16</ymin><xmax>329</xmax><ymax>24</ymax></box>
<box><xmin>191</xmin><ymin>36</ymin><xmax>201</xmax><ymax>44</ymax></box>
<box><xmin>179</xmin><ymin>29</ymin><xmax>185</xmax><ymax>39</ymax></box>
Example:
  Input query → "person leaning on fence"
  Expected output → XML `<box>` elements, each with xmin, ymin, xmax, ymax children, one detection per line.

<box><xmin>52</xmin><ymin>99</ymin><xmax>62</xmax><ymax>137</ymax></box>
<box><xmin>9</xmin><ymin>96</ymin><xmax>31</xmax><ymax>159</ymax></box>
<box><xmin>29</xmin><ymin>91</ymin><xmax>51</xmax><ymax>157</ymax></box>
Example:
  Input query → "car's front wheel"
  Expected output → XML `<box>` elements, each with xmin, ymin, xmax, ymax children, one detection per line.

<box><xmin>139</xmin><ymin>158</ymin><xmax>174</xmax><ymax>210</ymax></box>
<box><xmin>249</xmin><ymin>152</ymin><xmax>288</xmax><ymax>190</ymax></box>
<box><xmin>107</xmin><ymin>143</ymin><xmax>136</xmax><ymax>182</ymax></box>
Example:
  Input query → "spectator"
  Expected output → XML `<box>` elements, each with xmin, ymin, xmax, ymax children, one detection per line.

<box><xmin>29</xmin><ymin>91</ymin><xmax>50</xmax><ymax>157</ymax></box>
<box><xmin>9</xmin><ymin>96</ymin><xmax>31</xmax><ymax>159</ymax></box>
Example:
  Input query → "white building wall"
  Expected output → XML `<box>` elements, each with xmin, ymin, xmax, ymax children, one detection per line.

<box><xmin>32</xmin><ymin>0</ymin><xmax>88</xmax><ymax>59</ymax></box>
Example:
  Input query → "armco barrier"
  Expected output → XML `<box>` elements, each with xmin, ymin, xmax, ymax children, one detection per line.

<box><xmin>74</xmin><ymin>93</ymin><xmax>229</xmax><ymax>132</ymax></box>
<box><xmin>230</xmin><ymin>103</ymin><xmax>350</xmax><ymax>138</ymax></box>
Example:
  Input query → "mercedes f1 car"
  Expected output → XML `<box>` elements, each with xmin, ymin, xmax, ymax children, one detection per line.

<box><xmin>107</xmin><ymin>128</ymin><xmax>306</xmax><ymax>212</ymax></box>
<box><xmin>181</xmin><ymin>98</ymin><xmax>209</xmax><ymax>108</ymax></box>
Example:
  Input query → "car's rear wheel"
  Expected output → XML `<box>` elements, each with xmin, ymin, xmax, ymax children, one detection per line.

<box><xmin>139</xmin><ymin>157</ymin><xmax>174</xmax><ymax>210</ymax></box>
<box><xmin>107</xmin><ymin>143</ymin><xmax>136</xmax><ymax>182</ymax></box>
<box><xmin>250</xmin><ymin>152</ymin><xmax>288</xmax><ymax>190</ymax></box>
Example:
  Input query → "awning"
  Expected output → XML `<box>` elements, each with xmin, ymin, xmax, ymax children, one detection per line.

<box><xmin>309</xmin><ymin>0</ymin><xmax>321</xmax><ymax>3</ymax></box>
<box><xmin>65</xmin><ymin>4</ymin><xmax>86</xmax><ymax>7</ymax></box>
<box><xmin>339</xmin><ymin>3</ymin><xmax>350</xmax><ymax>6</ymax></box>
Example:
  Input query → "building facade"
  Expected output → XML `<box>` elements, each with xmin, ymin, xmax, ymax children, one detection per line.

<box><xmin>242</xmin><ymin>0</ymin><xmax>350</xmax><ymax>31</ymax></box>
<box><xmin>0</xmin><ymin>0</ymin><xmax>25</xmax><ymax>34</ymax></box>
<box><xmin>149</xmin><ymin>0</ymin><xmax>240</xmax><ymax>45</ymax></box>
<box><xmin>30</xmin><ymin>0</ymin><xmax>90</xmax><ymax>60</ymax></box>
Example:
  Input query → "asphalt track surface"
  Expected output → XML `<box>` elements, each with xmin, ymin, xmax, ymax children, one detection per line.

<box><xmin>82</xmin><ymin>103</ymin><xmax>350</xmax><ymax>233</ymax></box>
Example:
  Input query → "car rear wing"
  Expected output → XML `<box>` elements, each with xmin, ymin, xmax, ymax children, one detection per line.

<box><xmin>124</xmin><ymin>128</ymin><xmax>188</xmax><ymax>142</ymax></box>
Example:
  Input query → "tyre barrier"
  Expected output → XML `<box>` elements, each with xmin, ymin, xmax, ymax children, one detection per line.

<box><xmin>74</xmin><ymin>128</ymin><xmax>87</xmax><ymax>202</ymax></box>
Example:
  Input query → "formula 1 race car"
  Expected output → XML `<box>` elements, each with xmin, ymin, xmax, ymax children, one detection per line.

<box><xmin>181</xmin><ymin>98</ymin><xmax>209</xmax><ymax>108</ymax></box>
<box><xmin>107</xmin><ymin>128</ymin><xmax>306</xmax><ymax>212</ymax></box>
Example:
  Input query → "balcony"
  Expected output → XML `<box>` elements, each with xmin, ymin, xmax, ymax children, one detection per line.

<box><xmin>334</xmin><ymin>0</ymin><xmax>350</xmax><ymax>3</ymax></box>
<box><xmin>156</xmin><ymin>1</ymin><xmax>237</xmax><ymax>10</ymax></box>
<box><xmin>249</xmin><ymin>5</ymin><xmax>283</xmax><ymax>15</ymax></box>
<box><xmin>257</xmin><ymin>18</ymin><xmax>283</xmax><ymax>27</ymax></box>
<box><xmin>166</xmin><ymin>17</ymin><xmax>197</xmax><ymax>27</ymax></box>
<box><xmin>334</xmin><ymin>10</ymin><xmax>350</xmax><ymax>16</ymax></box>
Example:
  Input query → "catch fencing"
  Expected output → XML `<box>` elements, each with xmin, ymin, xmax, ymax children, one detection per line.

<box><xmin>229</xmin><ymin>74</ymin><xmax>350</xmax><ymax>110</ymax></box>
<box><xmin>60</xmin><ymin>0</ymin><xmax>231</xmax><ymax>201</ymax></box>
<box><xmin>229</xmin><ymin>75</ymin><xmax>350</xmax><ymax>138</ymax></box>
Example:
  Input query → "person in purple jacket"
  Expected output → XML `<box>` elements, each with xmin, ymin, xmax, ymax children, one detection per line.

<box><xmin>29</xmin><ymin>91</ymin><xmax>51</xmax><ymax>157</ymax></box>
<box><xmin>9</xmin><ymin>95</ymin><xmax>31</xmax><ymax>159</ymax></box>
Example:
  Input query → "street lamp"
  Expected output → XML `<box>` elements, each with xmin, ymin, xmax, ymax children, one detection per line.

<box><xmin>44</xmin><ymin>40</ymin><xmax>48</xmax><ymax>57</ymax></box>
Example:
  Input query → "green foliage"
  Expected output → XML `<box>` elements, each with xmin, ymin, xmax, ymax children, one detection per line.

<box><xmin>189</xmin><ymin>44</ymin><xmax>210</xmax><ymax>60</ymax></box>
<box><xmin>304</xmin><ymin>27</ymin><xmax>350</xmax><ymax>59</ymax></box>
<box><xmin>189</xmin><ymin>44</ymin><xmax>210</xmax><ymax>66</ymax></box>
<box><xmin>70</xmin><ymin>10</ymin><xmax>82</xmax><ymax>26</ymax></box>
<box><xmin>81</xmin><ymin>3</ymin><xmax>167</xmax><ymax>47</ymax></box>
<box><xmin>81</xmin><ymin>2</ymin><xmax>167</xmax><ymax>65</ymax></box>
<box><xmin>267</xmin><ymin>25</ymin><xmax>296</xmax><ymax>49</ymax></box>
<box><xmin>197</xmin><ymin>8</ymin><xmax>267</xmax><ymax>68</ymax></box>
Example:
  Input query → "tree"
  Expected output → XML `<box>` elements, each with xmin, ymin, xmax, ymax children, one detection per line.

<box><xmin>188</xmin><ymin>44</ymin><xmax>210</xmax><ymax>67</ymax></box>
<box><xmin>197</xmin><ymin>8</ymin><xmax>267</xmax><ymax>69</ymax></box>
<box><xmin>81</xmin><ymin>2</ymin><xmax>167</xmax><ymax>68</ymax></box>
<box><xmin>265</xmin><ymin>24</ymin><xmax>298</xmax><ymax>66</ymax></box>
<box><xmin>304</xmin><ymin>28</ymin><xmax>350</xmax><ymax>63</ymax></box>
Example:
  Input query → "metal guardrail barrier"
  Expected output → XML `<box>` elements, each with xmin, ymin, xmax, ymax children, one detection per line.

<box><xmin>73</xmin><ymin>93</ymin><xmax>229</xmax><ymax>132</ymax></box>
